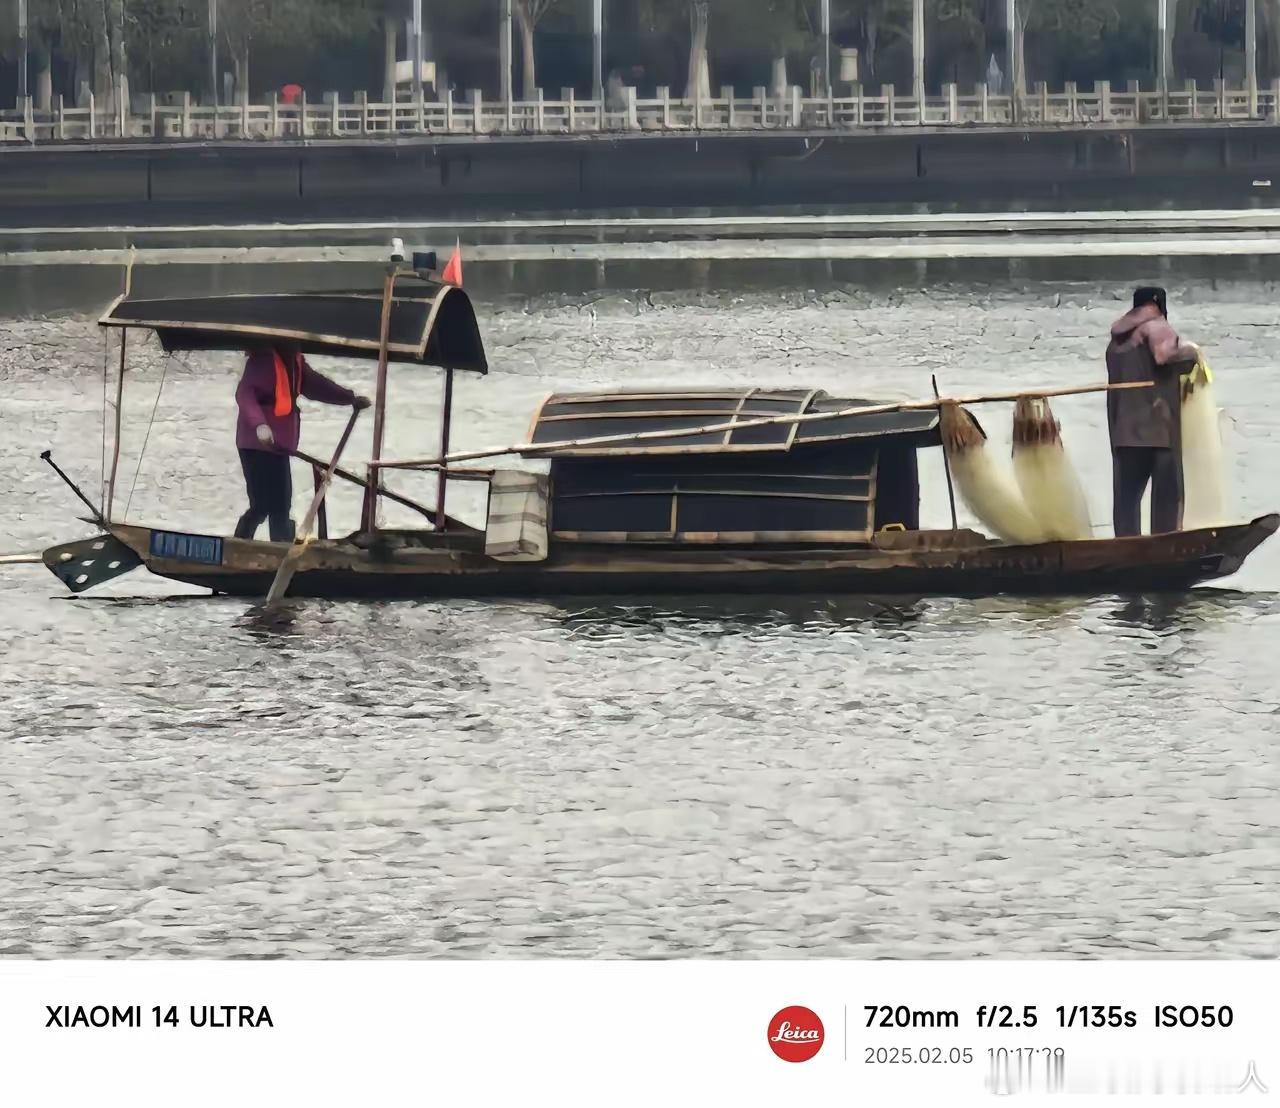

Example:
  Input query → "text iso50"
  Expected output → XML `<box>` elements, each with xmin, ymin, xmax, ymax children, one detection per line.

<box><xmin>1154</xmin><ymin>1005</ymin><xmax>1233</xmax><ymax>1028</ymax></box>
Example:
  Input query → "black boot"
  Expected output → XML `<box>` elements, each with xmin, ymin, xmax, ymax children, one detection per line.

<box><xmin>234</xmin><ymin>511</ymin><xmax>262</xmax><ymax>540</ymax></box>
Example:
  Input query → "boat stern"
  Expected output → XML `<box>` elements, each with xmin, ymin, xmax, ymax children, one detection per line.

<box><xmin>42</xmin><ymin>532</ymin><xmax>144</xmax><ymax>593</ymax></box>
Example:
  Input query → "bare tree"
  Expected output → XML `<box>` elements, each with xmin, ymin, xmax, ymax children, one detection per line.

<box><xmin>513</xmin><ymin>0</ymin><xmax>557</xmax><ymax>99</ymax></box>
<box><xmin>686</xmin><ymin>0</ymin><xmax>710</xmax><ymax>98</ymax></box>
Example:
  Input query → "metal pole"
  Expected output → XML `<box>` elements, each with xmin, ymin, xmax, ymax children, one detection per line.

<box><xmin>1005</xmin><ymin>0</ymin><xmax>1017</xmax><ymax>119</ymax></box>
<box><xmin>820</xmin><ymin>0</ymin><xmax>831</xmax><ymax>99</ymax></box>
<box><xmin>592</xmin><ymin>0</ymin><xmax>604</xmax><ymax>102</ymax></box>
<box><xmin>1246</xmin><ymin>0</ymin><xmax>1258</xmax><ymax>115</ymax></box>
<box><xmin>209</xmin><ymin>0</ymin><xmax>218</xmax><ymax>132</ymax></box>
<box><xmin>500</xmin><ymin>0</ymin><xmax>513</xmax><ymax>109</ymax></box>
<box><xmin>913</xmin><ymin>0</ymin><xmax>925</xmax><ymax>108</ymax></box>
<box><xmin>40</xmin><ymin>451</ymin><xmax>109</xmax><ymax>528</ymax></box>
<box><xmin>1157</xmin><ymin>0</ymin><xmax>1169</xmax><ymax>101</ymax></box>
<box><xmin>412</xmin><ymin>0</ymin><xmax>423</xmax><ymax>106</ymax></box>
<box><xmin>17</xmin><ymin>0</ymin><xmax>28</xmax><ymax>108</ymax></box>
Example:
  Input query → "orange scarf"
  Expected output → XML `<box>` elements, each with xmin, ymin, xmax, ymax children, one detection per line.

<box><xmin>272</xmin><ymin>350</ymin><xmax>299</xmax><ymax>418</ymax></box>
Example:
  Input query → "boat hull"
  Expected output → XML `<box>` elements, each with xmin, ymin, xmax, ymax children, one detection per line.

<box><xmin>99</xmin><ymin>515</ymin><xmax>1279</xmax><ymax>599</ymax></box>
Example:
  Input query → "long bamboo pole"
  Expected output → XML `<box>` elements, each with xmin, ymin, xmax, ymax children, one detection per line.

<box><xmin>373</xmin><ymin>381</ymin><xmax>1152</xmax><ymax>472</ymax></box>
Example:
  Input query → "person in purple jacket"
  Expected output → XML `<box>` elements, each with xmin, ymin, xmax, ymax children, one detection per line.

<box><xmin>1105</xmin><ymin>287</ymin><xmax>1199</xmax><ymax>537</ymax></box>
<box><xmin>234</xmin><ymin>344</ymin><xmax>370</xmax><ymax>542</ymax></box>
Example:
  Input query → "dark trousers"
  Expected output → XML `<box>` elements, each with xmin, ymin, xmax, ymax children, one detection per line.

<box><xmin>235</xmin><ymin>448</ymin><xmax>295</xmax><ymax>542</ymax></box>
<box><xmin>1112</xmin><ymin>446</ymin><xmax>1183</xmax><ymax>537</ymax></box>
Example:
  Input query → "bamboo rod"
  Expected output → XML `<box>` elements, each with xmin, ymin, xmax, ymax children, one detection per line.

<box><xmin>373</xmin><ymin>381</ymin><xmax>1153</xmax><ymax>472</ymax></box>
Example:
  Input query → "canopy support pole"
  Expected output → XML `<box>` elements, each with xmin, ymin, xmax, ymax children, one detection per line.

<box><xmin>106</xmin><ymin>329</ymin><xmax>127</xmax><ymax>522</ymax></box>
<box><xmin>362</xmin><ymin>269</ymin><xmax>398</xmax><ymax>533</ymax></box>
<box><xmin>436</xmin><ymin>367</ymin><xmax>455</xmax><ymax>532</ymax></box>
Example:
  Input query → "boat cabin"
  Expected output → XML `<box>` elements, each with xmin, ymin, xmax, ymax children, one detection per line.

<box><xmin>524</xmin><ymin>389</ymin><xmax>938</xmax><ymax>546</ymax></box>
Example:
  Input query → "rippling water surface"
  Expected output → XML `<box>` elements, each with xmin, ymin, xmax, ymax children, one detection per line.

<box><xmin>2</xmin><ymin>266</ymin><xmax>1278</xmax><ymax>958</ymax></box>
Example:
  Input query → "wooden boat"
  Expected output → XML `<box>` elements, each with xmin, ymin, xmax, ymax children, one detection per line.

<box><xmin>40</xmin><ymin>266</ymin><xmax>1277</xmax><ymax>601</ymax></box>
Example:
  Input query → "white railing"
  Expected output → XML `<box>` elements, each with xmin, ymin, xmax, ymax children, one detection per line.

<box><xmin>2</xmin><ymin>79</ymin><xmax>1278</xmax><ymax>144</ymax></box>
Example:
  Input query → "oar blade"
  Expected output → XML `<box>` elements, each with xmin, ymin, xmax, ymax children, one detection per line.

<box><xmin>264</xmin><ymin>545</ymin><xmax>306</xmax><ymax>608</ymax></box>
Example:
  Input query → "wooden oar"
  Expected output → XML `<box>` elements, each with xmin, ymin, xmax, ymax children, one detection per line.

<box><xmin>264</xmin><ymin>408</ymin><xmax>362</xmax><ymax>608</ymax></box>
<box><xmin>372</xmin><ymin>381</ymin><xmax>1153</xmax><ymax>472</ymax></box>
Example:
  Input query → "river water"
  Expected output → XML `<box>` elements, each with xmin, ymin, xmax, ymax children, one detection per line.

<box><xmin>1</xmin><ymin>259</ymin><xmax>1278</xmax><ymax>958</ymax></box>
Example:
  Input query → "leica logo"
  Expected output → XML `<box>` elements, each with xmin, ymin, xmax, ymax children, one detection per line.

<box><xmin>767</xmin><ymin>1006</ymin><xmax>824</xmax><ymax>1062</ymax></box>
<box><xmin>771</xmin><ymin>1022</ymin><xmax>820</xmax><ymax>1042</ymax></box>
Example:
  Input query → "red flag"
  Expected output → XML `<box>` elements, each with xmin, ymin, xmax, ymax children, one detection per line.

<box><xmin>442</xmin><ymin>241</ymin><xmax>463</xmax><ymax>287</ymax></box>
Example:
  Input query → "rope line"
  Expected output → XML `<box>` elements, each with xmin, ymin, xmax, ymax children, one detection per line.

<box><xmin>123</xmin><ymin>355</ymin><xmax>170</xmax><ymax>522</ymax></box>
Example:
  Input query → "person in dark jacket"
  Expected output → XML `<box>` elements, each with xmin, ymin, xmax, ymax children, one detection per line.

<box><xmin>234</xmin><ymin>344</ymin><xmax>369</xmax><ymax>542</ymax></box>
<box><xmin>1105</xmin><ymin>287</ymin><xmax>1199</xmax><ymax>537</ymax></box>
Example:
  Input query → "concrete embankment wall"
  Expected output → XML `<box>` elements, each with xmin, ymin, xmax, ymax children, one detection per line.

<box><xmin>3</xmin><ymin>125</ymin><xmax>1280</xmax><ymax>224</ymax></box>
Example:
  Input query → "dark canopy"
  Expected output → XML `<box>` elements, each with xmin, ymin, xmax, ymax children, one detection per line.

<box><xmin>100</xmin><ymin>281</ymin><xmax>487</xmax><ymax>373</ymax></box>
<box><xmin>525</xmin><ymin>388</ymin><xmax>940</xmax><ymax>456</ymax></box>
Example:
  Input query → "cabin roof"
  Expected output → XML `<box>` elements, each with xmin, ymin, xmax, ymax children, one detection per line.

<box><xmin>99</xmin><ymin>282</ymin><xmax>487</xmax><ymax>373</ymax></box>
<box><xmin>524</xmin><ymin>388</ymin><xmax>940</xmax><ymax>456</ymax></box>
